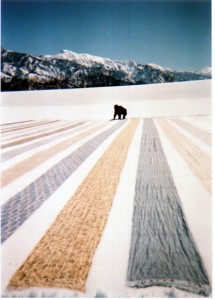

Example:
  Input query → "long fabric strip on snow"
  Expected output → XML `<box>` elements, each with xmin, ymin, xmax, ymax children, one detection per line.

<box><xmin>1</xmin><ymin>120</ymin><xmax>57</xmax><ymax>134</ymax></box>
<box><xmin>157</xmin><ymin>119</ymin><xmax>211</xmax><ymax>194</ymax></box>
<box><xmin>171</xmin><ymin>118</ymin><xmax>211</xmax><ymax>146</ymax></box>
<box><xmin>126</xmin><ymin>119</ymin><xmax>210</xmax><ymax>296</ymax></box>
<box><xmin>1</xmin><ymin>120</ymin><xmax>34</xmax><ymax>126</ymax></box>
<box><xmin>1</xmin><ymin>120</ymin><xmax>125</xmax><ymax>243</ymax></box>
<box><xmin>8</xmin><ymin>119</ymin><xmax>139</xmax><ymax>292</ymax></box>
<box><xmin>1</xmin><ymin>121</ymin><xmax>95</xmax><ymax>162</ymax></box>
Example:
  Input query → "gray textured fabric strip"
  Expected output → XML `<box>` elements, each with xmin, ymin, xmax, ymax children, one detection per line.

<box><xmin>1</xmin><ymin>120</ymin><xmax>126</xmax><ymax>244</ymax></box>
<box><xmin>126</xmin><ymin>119</ymin><xmax>210</xmax><ymax>296</ymax></box>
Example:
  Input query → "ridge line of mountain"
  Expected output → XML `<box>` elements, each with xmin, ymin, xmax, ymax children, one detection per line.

<box><xmin>1</xmin><ymin>47</ymin><xmax>211</xmax><ymax>91</ymax></box>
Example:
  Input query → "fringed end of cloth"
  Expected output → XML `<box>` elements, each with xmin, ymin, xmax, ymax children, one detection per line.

<box><xmin>127</xmin><ymin>279</ymin><xmax>211</xmax><ymax>297</ymax></box>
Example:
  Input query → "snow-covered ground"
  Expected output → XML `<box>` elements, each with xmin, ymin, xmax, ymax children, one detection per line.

<box><xmin>1</xmin><ymin>80</ymin><xmax>212</xmax><ymax>298</ymax></box>
<box><xmin>1</xmin><ymin>80</ymin><xmax>211</xmax><ymax>122</ymax></box>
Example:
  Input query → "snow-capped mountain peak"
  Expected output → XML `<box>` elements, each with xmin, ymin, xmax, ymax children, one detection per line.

<box><xmin>199</xmin><ymin>67</ymin><xmax>212</xmax><ymax>76</ymax></box>
<box><xmin>45</xmin><ymin>50</ymin><xmax>117</xmax><ymax>68</ymax></box>
<box><xmin>148</xmin><ymin>63</ymin><xmax>172</xmax><ymax>72</ymax></box>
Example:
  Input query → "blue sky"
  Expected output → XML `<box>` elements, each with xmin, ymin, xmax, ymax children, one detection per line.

<box><xmin>1</xmin><ymin>0</ymin><xmax>211</xmax><ymax>71</ymax></box>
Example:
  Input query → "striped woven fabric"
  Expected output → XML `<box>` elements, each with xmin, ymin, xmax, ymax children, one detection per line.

<box><xmin>1</xmin><ymin>117</ymin><xmax>211</xmax><ymax>297</ymax></box>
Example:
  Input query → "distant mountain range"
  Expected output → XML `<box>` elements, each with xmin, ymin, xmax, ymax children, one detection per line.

<box><xmin>1</xmin><ymin>47</ymin><xmax>212</xmax><ymax>91</ymax></box>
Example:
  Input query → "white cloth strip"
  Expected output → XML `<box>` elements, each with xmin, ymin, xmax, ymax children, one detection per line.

<box><xmin>1</xmin><ymin>120</ymin><xmax>77</xmax><ymax>145</ymax></box>
<box><xmin>180</xmin><ymin>116</ymin><xmax>211</xmax><ymax>133</ymax></box>
<box><xmin>1</xmin><ymin>120</ymin><xmax>68</xmax><ymax>141</ymax></box>
<box><xmin>167</xmin><ymin>119</ymin><xmax>211</xmax><ymax>156</ymax></box>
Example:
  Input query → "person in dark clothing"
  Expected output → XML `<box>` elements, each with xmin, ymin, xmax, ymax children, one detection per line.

<box><xmin>113</xmin><ymin>104</ymin><xmax>127</xmax><ymax>120</ymax></box>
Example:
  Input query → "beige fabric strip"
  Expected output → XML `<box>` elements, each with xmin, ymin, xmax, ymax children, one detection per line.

<box><xmin>2</xmin><ymin>121</ymin><xmax>66</xmax><ymax>142</ymax></box>
<box><xmin>1</xmin><ymin>123</ymin><xmax>108</xmax><ymax>188</ymax></box>
<box><xmin>157</xmin><ymin>119</ymin><xmax>211</xmax><ymax>194</ymax></box>
<box><xmin>1</xmin><ymin>120</ymin><xmax>58</xmax><ymax>134</ymax></box>
<box><xmin>171</xmin><ymin>119</ymin><xmax>211</xmax><ymax>146</ymax></box>
<box><xmin>8</xmin><ymin>119</ymin><xmax>139</xmax><ymax>292</ymax></box>
<box><xmin>1</xmin><ymin>122</ymin><xmax>85</xmax><ymax>149</ymax></box>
